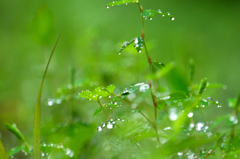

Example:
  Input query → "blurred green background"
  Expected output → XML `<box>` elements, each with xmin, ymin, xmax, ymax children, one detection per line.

<box><xmin>0</xmin><ymin>0</ymin><xmax>240</xmax><ymax>155</ymax></box>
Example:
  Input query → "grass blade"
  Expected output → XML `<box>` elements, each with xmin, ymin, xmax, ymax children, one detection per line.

<box><xmin>0</xmin><ymin>139</ymin><xmax>8</xmax><ymax>159</ymax></box>
<box><xmin>33</xmin><ymin>35</ymin><xmax>61</xmax><ymax>159</ymax></box>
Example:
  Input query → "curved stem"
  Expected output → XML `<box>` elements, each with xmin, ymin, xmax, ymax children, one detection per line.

<box><xmin>136</xmin><ymin>1</ymin><xmax>160</xmax><ymax>143</ymax></box>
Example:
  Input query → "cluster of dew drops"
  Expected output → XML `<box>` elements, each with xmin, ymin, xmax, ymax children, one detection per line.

<box><xmin>106</xmin><ymin>2</ymin><xmax>175</xmax><ymax>21</ymax></box>
<box><xmin>97</xmin><ymin>117</ymin><xmax>126</xmax><ymax>132</ymax></box>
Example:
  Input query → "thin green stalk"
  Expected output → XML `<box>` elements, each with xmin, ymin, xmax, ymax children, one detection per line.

<box><xmin>33</xmin><ymin>35</ymin><xmax>61</xmax><ymax>159</ymax></box>
<box><xmin>136</xmin><ymin>1</ymin><xmax>160</xmax><ymax>143</ymax></box>
<box><xmin>224</xmin><ymin>93</ymin><xmax>240</xmax><ymax>159</ymax></box>
<box><xmin>70</xmin><ymin>67</ymin><xmax>75</xmax><ymax>125</ymax></box>
<box><xmin>0</xmin><ymin>140</ymin><xmax>8</xmax><ymax>159</ymax></box>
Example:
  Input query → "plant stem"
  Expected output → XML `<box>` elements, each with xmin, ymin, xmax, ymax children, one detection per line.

<box><xmin>70</xmin><ymin>67</ymin><xmax>75</xmax><ymax>125</ymax></box>
<box><xmin>224</xmin><ymin>93</ymin><xmax>240</xmax><ymax>158</ymax></box>
<box><xmin>137</xmin><ymin>1</ymin><xmax>160</xmax><ymax>143</ymax></box>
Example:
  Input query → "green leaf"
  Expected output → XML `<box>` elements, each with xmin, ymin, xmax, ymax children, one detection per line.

<box><xmin>198</xmin><ymin>78</ymin><xmax>207</xmax><ymax>95</ymax></box>
<box><xmin>78</xmin><ymin>87</ymin><xmax>110</xmax><ymax>101</ymax></box>
<box><xmin>150</xmin><ymin>62</ymin><xmax>175</xmax><ymax>79</ymax></box>
<box><xmin>78</xmin><ymin>90</ymin><xmax>97</xmax><ymax>100</ymax></box>
<box><xmin>94</xmin><ymin>87</ymin><xmax>110</xmax><ymax>97</ymax></box>
<box><xmin>120</xmin><ymin>83</ymin><xmax>148</xmax><ymax>98</ymax></box>
<box><xmin>152</xmin><ymin>61</ymin><xmax>165</xmax><ymax>69</ymax></box>
<box><xmin>0</xmin><ymin>140</ymin><xmax>8</xmax><ymax>159</ymax></box>
<box><xmin>141</xmin><ymin>9</ymin><xmax>174</xmax><ymax>21</ymax></box>
<box><xmin>119</xmin><ymin>37</ymin><xmax>143</xmax><ymax>54</ymax></box>
<box><xmin>94</xmin><ymin>107</ymin><xmax>103</xmax><ymax>116</ymax></box>
<box><xmin>133</xmin><ymin>37</ymin><xmax>144</xmax><ymax>53</ymax></box>
<box><xmin>33</xmin><ymin>35</ymin><xmax>61</xmax><ymax>159</ymax></box>
<box><xmin>7</xmin><ymin>145</ymin><xmax>25</xmax><ymax>157</ymax></box>
<box><xmin>206</xmin><ymin>83</ymin><xmax>226</xmax><ymax>89</ymax></box>
<box><xmin>106</xmin><ymin>0</ymin><xmax>137</xmax><ymax>7</ymax></box>
<box><xmin>157</xmin><ymin>100</ymin><xmax>167</xmax><ymax>109</ymax></box>
<box><xmin>5</xmin><ymin>123</ymin><xmax>26</xmax><ymax>143</ymax></box>
<box><xmin>106</xmin><ymin>84</ymin><xmax>115</xmax><ymax>93</ymax></box>
<box><xmin>161</xmin><ymin>92</ymin><xmax>189</xmax><ymax>101</ymax></box>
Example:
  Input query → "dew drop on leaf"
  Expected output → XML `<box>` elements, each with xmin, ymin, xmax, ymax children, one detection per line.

<box><xmin>170</xmin><ymin>17</ymin><xmax>175</xmax><ymax>21</ymax></box>
<box><xmin>119</xmin><ymin>52</ymin><xmax>121</xmax><ymax>55</ymax></box>
<box><xmin>149</xmin><ymin>17</ymin><xmax>152</xmax><ymax>20</ymax></box>
<box><xmin>97</xmin><ymin>126</ymin><xmax>102</xmax><ymax>131</ymax></box>
<box><xmin>106</xmin><ymin>6</ymin><xmax>109</xmax><ymax>9</ymax></box>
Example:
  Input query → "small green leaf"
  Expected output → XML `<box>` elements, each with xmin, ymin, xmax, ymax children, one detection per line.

<box><xmin>161</xmin><ymin>92</ymin><xmax>189</xmax><ymax>100</ymax></box>
<box><xmin>0</xmin><ymin>140</ymin><xmax>8</xmax><ymax>159</ymax></box>
<box><xmin>206</xmin><ymin>83</ymin><xmax>226</xmax><ymax>89</ymax></box>
<box><xmin>150</xmin><ymin>62</ymin><xmax>175</xmax><ymax>79</ymax></box>
<box><xmin>157</xmin><ymin>100</ymin><xmax>167</xmax><ymax>109</ymax></box>
<box><xmin>94</xmin><ymin>87</ymin><xmax>109</xmax><ymax>98</ymax></box>
<box><xmin>5</xmin><ymin>123</ymin><xmax>26</xmax><ymax>143</ymax></box>
<box><xmin>119</xmin><ymin>37</ymin><xmax>143</xmax><ymax>54</ymax></box>
<box><xmin>78</xmin><ymin>90</ymin><xmax>96</xmax><ymax>100</ymax></box>
<box><xmin>133</xmin><ymin>37</ymin><xmax>144</xmax><ymax>53</ymax></box>
<box><xmin>106</xmin><ymin>84</ymin><xmax>115</xmax><ymax>93</ymax></box>
<box><xmin>107</xmin><ymin>0</ymin><xmax>137</xmax><ymax>8</ymax></box>
<box><xmin>141</xmin><ymin>9</ymin><xmax>174</xmax><ymax>21</ymax></box>
<box><xmin>7</xmin><ymin>145</ymin><xmax>25</xmax><ymax>157</ymax></box>
<box><xmin>198</xmin><ymin>78</ymin><xmax>207</xmax><ymax>95</ymax></box>
<box><xmin>152</xmin><ymin>61</ymin><xmax>165</xmax><ymax>69</ymax></box>
<box><xmin>94</xmin><ymin>107</ymin><xmax>103</xmax><ymax>116</ymax></box>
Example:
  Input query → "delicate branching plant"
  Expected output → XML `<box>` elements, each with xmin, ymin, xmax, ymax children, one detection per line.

<box><xmin>1</xmin><ymin>0</ymin><xmax>240</xmax><ymax>159</ymax></box>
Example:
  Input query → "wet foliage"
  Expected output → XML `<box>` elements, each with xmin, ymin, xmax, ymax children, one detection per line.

<box><xmin>1</xmin><ymin>0</ymin><xmax>240</xmax><ymax>159</ymax></box>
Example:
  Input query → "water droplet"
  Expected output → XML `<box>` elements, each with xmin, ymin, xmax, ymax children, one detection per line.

<box><xmin>121</xmin><ymin>119</ymin><xmax>125</xmax><ymax>121</ymax></box>
<box><xmin>118</xmin><ymin>52</ymin><xmax>121</xmax><ymax>55</ymax></box>
<box><xmin>158</xmin><ymin>9</ymin><xmax>162</xmax><ymax>13</ymax></box>
<box><xmin>48</xmin><ymin>99</ymin><xmax>54</xmax><ymax>106</ymax></box>
<box><xmin>139</xmin><ymin>84</ymin><xmax>149</xmax><ymax>92</ymax></box>
<box><xmin>169</xmin><ymin>107</ymin><xmax>178</xmax><ymax>121</ymax></box>
<box><xmin>149</xmin><ymin>17</ymin><xmax>153</xmax><ymax>20</ymax></box>
<box><xmin>101</xmin><ymin>123</ymin><xmax>106</xmax><ymax>127</ymax></box>
<box><xmin>177</xmin><ymin>152</ymin><xmax>183</xmax><ymax>156</ymax></box>
<box><xmin>112</xmin><ymin>1</ymin><xmax>114</xmax><ymax>3</ymax></box>
<box><xmin>190</xmin><ymin>123</ymin><xmax>195</xmax><ymax>128</ymax></box>
<box><xmin>196</xmin><ymin>122</ymin><xmax>204</xmax><ymax>131</ymax></box>
<box><xmin>97</xmin><ymin>126</ymin><xmax>102</xmax><ymax>131</ymax></box>
<box><xmin>106</xmin><ymin>6</ymin><xmax>109</xmax><ymax>9</ymax></box>
<box><xmin>188</xmin><ymin>112</ymin><xmax>193</xmax><ymax>118</ymax></box>
<box><xmin>217</xmin><ymin>105</ymin><xmax>222</xmax><ymax>108</ymax></box>
<box><xmin>125</xmin><ymin>3</ymin><xmax>128</xmax><ymax>5</ymax></box>
<box><xmin>170</xmin><ymin>17</ymin><xmax>175</xmax><ymax>21</ymax></box>
<box><xmin>88</xmin><ymin>99</ymin><xmax>91</xmax><ymax>101</ymax></box>
<box><xmin>167</xmin><ymin>12</ymin><xmax>170</xmax><ymax>15</ymax></box>
<box><xmin>109</xmin><ymin>106</ymin><xmax>112</xmax><ymax>109</ymax></box>
<box><xmin>162</xmin><ymin>14</ymin><xmax>165</xmax><ymax>17</ymax></box>
<box><xmin>108</xmin><ymin>96</ymin><xmax>111</xmax><ymax>98</ymax></box>
<box><xmin>56</xmin><ymin>99</ymin><xmax>61</xmax><ymax>104</ymax></box>
<box><xmin>164</xmin><ymin>127</ymin><xmax>171</xmax><ymax>130</ymax></box>
<box><xmin>107</xmin><ymin>122</ymin><xmax>113</xmax><ymax>129</ymax></box>
<box><xmin>138</xmin><ymin>50</ymin><xmax>142</xmax><ymax>53</ymax></box>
